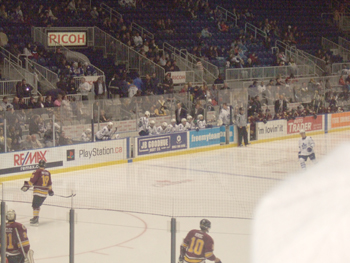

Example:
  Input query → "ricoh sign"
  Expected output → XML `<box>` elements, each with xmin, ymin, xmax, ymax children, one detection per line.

<box><xmin>48</xmin><ymin>32</ymin><xmax>87</xmax><ymax>47</ymax></box>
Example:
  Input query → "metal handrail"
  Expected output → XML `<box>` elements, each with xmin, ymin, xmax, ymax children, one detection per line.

<box><xmin>163</xmin><ymin>42</ymin><xmax>219</xmax><ymax>83</ymax></box>
<box><xmin>0</xmin><ymin>46</ymin><xmax>22</xmax><ymax>67</ymax></box>
<box><xmin>216</xmin><ymin>6</ymin><xmax>237</xmax><ymax>27</ymax></box>
<box><xmin>25</xmin><ymin>58</ymin><xmax>57</xmax><ymax>90</ymax></box>
<box><xmin>131</xmin><ymin>22</ymin><xmax>154</xmax><ymax>40</ymax></box>
<box><xmin>245</xmin><ymin>22</ymin><xmax>267</xmax><ymax>40</ymax></box>
<box><xmin>100</xmin><ymin>2</ymin><xmax>123</xmax><ymax>20</ymax></box>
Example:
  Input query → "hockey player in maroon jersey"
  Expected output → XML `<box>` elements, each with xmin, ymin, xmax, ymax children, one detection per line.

<box><xmin>179</xmin><ymin>219</ymin><xmax>222</xmax><ymax>263</ymax></box>
<box><xmin>1</xmin><ymin>209</ymin><xmax>34</xmax><ymax>263</ymax></box>
<box><xmin>21</xmin><ymin>159</ymin><xmax>54</xmax><ymax>225</ymax></box>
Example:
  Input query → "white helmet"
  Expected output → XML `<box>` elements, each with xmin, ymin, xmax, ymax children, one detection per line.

<box><xmin>6</xmin><ymin>209</ymin><xmax>16</xmax><ymax>221</ymax></box>
<box><xmin>198</xmin><ymin>114</ymin><xmax>203</xmax><ymax>120</ymax></box>
<box><xmin>86</xmin><ymin>128</ymin><xmax>91</xmax><ymax>134</ymax></box>
<box><xmin>181</xmin><ymin>118</ymin><xmax>187</xmax><ymax>123</ymax></box>
<box><xmin>107</xmin><ymin>122</ymin><xmax>113</xmax><ymax>128</ymax></box>
<box><xmin>187</xmin><ymin>115</ymin><xmax>193</xmax><ymax>120</ymax></box>
<box><xmin>162</xmin><ymin>122</ymin><xmax>168</xmax><ymax>128</ymax></box>
<box><xmin>299</xmin><ymin>129</ymin><xmax>305</xmax><ymax>134</ymax></box>
<box><xmin>145</xmin><ymin>111</ymin><xmax>150</xmax><ymax>117</ymax></box>
<box><xmin>150</xmin><ymin>120</ymin><xmax>155</xmax><ymax>126</ymax></box>
<box><xmin>171</xmin><ymin>118</ymin><xmax>176</xmax><ymax>123</ymax></box>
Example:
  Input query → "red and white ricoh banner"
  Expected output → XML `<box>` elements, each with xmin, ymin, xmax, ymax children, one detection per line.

<box><xmin>48</xmin><ymin>32</ymin><xmax>87</xmax><ymax>47</ymax></box>
<box><xmin>287</xmin><ymin>116</ymin><xmax>323</xmax><ymax>134</ymax></box>
<box><xmin>168</xmin><ymin>71</ymin><xmax>186</xmax><ymax>84</ymax></box>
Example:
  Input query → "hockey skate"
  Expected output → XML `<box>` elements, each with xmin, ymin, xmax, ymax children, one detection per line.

<box><xmin>30</xmin><ymin>216</ymin><xmax>39</xmax><ymax>225</ymax></box>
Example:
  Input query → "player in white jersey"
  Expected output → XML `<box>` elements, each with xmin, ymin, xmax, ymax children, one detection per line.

<box><xmin>197</xmin><ymin>114</ymin><xmax>207</xmax><ymax>129</ymax></box>
<box><xmin>157</xmin><ymin>122</ymin><xmax>169</xmax><ymax>134</ymax></box>
<box><xmin>298</xmin><ymin>129</ymin><xmax>316</xmax><ymax>169</ymax></box>
<box><xmin>81</xmin><ymin>128</ymin><xmax>91</xmax><ymax>142</ymax></box>
<box><xmin>138</xmin><ymin>111</ymin><xmax>150</xmax><ymax>136</ymax></box>
<box><xmin>218</xmin><ymin>103</ymin><xmax>230</xmax><ymax>126</ymax></box>
<box><xmin>187</xmin><ymin>115</ymin><xmax>196</xmax><ymax>130</ymax></box>
<box><xmin>95</xmin><ymin>122</ymin><xmax>116</xmax><ymax>141</ymax></box>
<box><xmin>147</xmin><ymin>120</ymin><xmax>158</xmax><ymax>135</ymax></box>
<box><xmin>168</xmin><ymin>119</ymin><xmax>179</xmax><ymax>133</ymax></box>
<box><xmin>178</xmin><ymin>118</ymin><xmax>191</xmax><ymax>131</ymax></box>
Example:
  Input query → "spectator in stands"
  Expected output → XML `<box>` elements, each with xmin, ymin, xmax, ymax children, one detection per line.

<box><xmin>274</xmin><ymin>94</ymin><xmax>287</xmax><ymax>113</ymax></box>
<box><xmin>218</xmin><ymin>21</ymin><xmax>230</xmax><ymax>32</ymax></box>
<box><xmin>94</xmin><ymin>77</ymin><xmax>106</xmax><ymax>100</ymax></box>
<box><xmin>11</xmin><ymin>97</ymin><xmax>20</xmax><ymax>111</ymax></box>
<box><xmin>175</xmin><ymin>102</ymin><xmax>187</xmax><ymax>125</ymax></box>
<box><xmin>16</xmin><ymin>79</ymin><xmax>33</xmax><ymax>98</ymax></box>
<box><xmin>128</xmin><ymin>80</ymin><xmax>138</xmax><ymax>98</ymax></box>
<box><xmin>169</xmin><ymin>61</ymin><xmax>180</xmax><ymax>72</ymax></box>
<box><xmin>0</xmin><ymin>5</ymin><xmax>8</xmax><ymax>20</ymax></box>
<box><xmin>150</xmin><ymin>73</ymin><xmax>159</xmax><ymax>95</ymax></box>
<box><xmin>53</xmin><ymin>48</ymin><xmax>67</xmax><ymax>65</ymax></box>
<box><xmin>44</xmin><ymin>95</ymin><xmax>54</xmax><ymax>108</ymax></box>
<box><xmin>133</xmin><ymin>73</ymin><xmax>143</xmax><ymax>91</ymax></box>
<box><xmin>164</xmin><ymin>61</ymin><xmax>172</xmax><ymax>73</ymax></box>
<box><xmin>18</xmin><ymin>97</ymin><xmax>27</xmax><ymax>110</ymax></box>
<box><xmin>9</xmin><ymin>43</ymin><xmax>21</xmax><ymax>57</ymax></box>
<box><xmin>27</xmin><ymin>97</ymin><xmax>38</xmax><ymax>109</ymax></box>
<box><xmin>83</xmin><ymin>62</ymin><xmax>96</xmax><ymax>76</ymax></box>
<box><xmin>99</xmin><ymin>109</ymin><xmax>111</xmax><ymax>123</ymax></box>
<box><xmin>54</xmin><ymin>94</ymin><xmax>63</xmax><ymax>107</ymax></box>
<box><xmin>59</xmin><ymin>131</ymin><xmax>72</xmax><ymax>146</ymax></box>
<box><xmin>29</xmin><ymin>115</ymin><xmax>41</xmax><ymax>136</ymax></box>
<box><xmin>163</xmin><ymin>73</ymin><xmax>174</xmax><ymax>94</ymax></box>
<box><xmin>191</xmin><ymin>102</ymin><xmax>204</xmax><ymax>120</ymax></box>
<box><xmin>133</xmin><ymin>32</ymin><xmax>143</xmax><ymax>49</ymax></box>
<box><xmin>67</xmin><ymin>77</ymin><xmax>78</xmax><ymax>94</ymax></box>
<box><xmin>78</xmin><ymin>77</ymin><xmax>91</xmax><ymax>101</ymax></box>
<box><xmin>201</xmin><ymin>27</ymin><xmax>212</xmax><ymax>38</ymax></box>
<box><xmin>0</xmin><ymin>96</ymin><xmax>11</xmax><ymax>111</ymax></box>
<box><xmin>90</xmin><ymin>7</ymin><xmax>99</xmax><ymax>19</ymax></box>
<box><xmin>31</xmin><ymin>134</ymin><xmax>43</xmax><ymax>149</ymax></box>
<box><xmin>70</xmin><ymin>62</ymin><xmax>84</xmax><ymax>77</ymax></box>
<box><xmin>21</xmin><ymin>43</ymin><xmax>33</xmax><ymax>59</ymax></box>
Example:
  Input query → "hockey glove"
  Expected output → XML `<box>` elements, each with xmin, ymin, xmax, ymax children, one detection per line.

<box><xmin>307</xmin><ymin>147</ymin><xmax>312</xmax><ymax>152</ymax></box>
<box><xmin>21</xmin><ymin>181</ymin><xmax>30</xmax><ymax>192</ymax></box>
<box><xmin>178</xmin><ymin>255</ymin><xmax>184</xmax><ymax>263</ymax></box>
<box><xmin>49</xmin><ymin>190</ymin><xmax>54</xmax><ymax>196</ymax></box>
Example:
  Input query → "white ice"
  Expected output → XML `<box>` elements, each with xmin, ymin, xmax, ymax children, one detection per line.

<box><xmin>3</xmin><ymin>130</ymin><xmax>350</xmax><ymax>263</ymax></box>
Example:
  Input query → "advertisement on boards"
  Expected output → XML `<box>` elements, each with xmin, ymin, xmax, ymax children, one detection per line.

<box><xmin>136</xmin><ymin>132</ymin><xmax>187</xmax><ymax>156</ymax></box>
<box><xmin>168</xmin><ymin>71</ymin><xmax>186</xmax><ymax>84</ymax></box>
<box><xmin>330</xmin><ymin>112</ymin><xmax>350</xmax><ymax>129</ymax></box>
<box><xmin>189</xmin><ymin>127</ymin><xmax>221</xmax><ymax>148</ymax></box>
<box><xmin>0</xmin><ymin>149</ymin><xmax>63</xmax><ymax>175</ymax></box>
<box><xmin>287</xmin><ymin>116</ymin><xmax>323</xmax><ymax>134</ymax></box>
<box><xmin>256</xmin><ymin>120</ymin><xmax>286</xmax><ymax>140</ymax></box>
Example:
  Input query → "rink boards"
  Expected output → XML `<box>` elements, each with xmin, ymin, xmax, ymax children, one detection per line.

<box><xmin>0</xmin><ymin>112</ymin><xmax>349</xmax><ymax>180</ymax></box>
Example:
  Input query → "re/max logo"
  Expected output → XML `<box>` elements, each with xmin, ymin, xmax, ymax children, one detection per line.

<box><xmin>14</xmin><ymin>151</ymin><xmax>47</xmax><ymax>166</ymax></box>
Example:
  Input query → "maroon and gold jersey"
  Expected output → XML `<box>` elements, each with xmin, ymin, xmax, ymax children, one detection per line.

<box><xmin>0</xmin><ymin>222</ymin><xmax>30</xmax><ymax>256</ymax></box>
<box><xmin>29</xmin><ymin>168</ymin><xmax>52</xmax><ymax>197</ymax></box>
<box><xmin>181</xmin><ymin>229</ymin><xmax>216</xmax><ymax>263</ymax></box>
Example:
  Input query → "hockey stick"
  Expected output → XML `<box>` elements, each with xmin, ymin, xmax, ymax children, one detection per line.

<box><xmin>14</xmin><ymin>228</ymin><xmax>34</xmax><ymax>263</ymax></box>
<box><xmin>26</xmin><ymin>189</ymin><xmax>76</xmax><ymax>198</ymax></box>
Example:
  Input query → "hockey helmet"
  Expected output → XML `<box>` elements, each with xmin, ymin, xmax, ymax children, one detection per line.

<box><xmin>107</xmin><ymin>122</ymin><xmax>113</xmax><ymax>128</ymax></box>
<box><xmin>200</xmin><ymin>219</ymin><xmax>211</xmax><ymax>231</ymax></box>
<box><xmin>171</xmin><ymin>118</ymin><xmax>176</xmax><ymax>123</ymax></box>
<box><xmin>181</xmin><ymin>118</ymin><xmax>187</xmax><ymax>123</ymax></box>
<box><xmin>150</xmin><ymin>120</ymin><xmax>155</xmax><ymax>126</ymax></box>
<box><xmin>38</xmin><ymin>159</ymin><xmax>46</xmax><ymax>168</ymax></box>
<box><xmin>6</xmin><ymin>209</ymin><xmax>16</xmax><ymax>221</ymax></box>
<box><xmin>299</xmin><ymin>129</ymin><xmax>306</xmax><ymax>134</ymax></box>
<box><xmin>162</xmin><ymin>122</ymin><xmax>168</xmax><ymax>128</ymax></box>
<box><xmin>187</xmin><ymin>115</ymin><xmax>193</xmax><ymax>120</ymax></box>
<box><xmin>145</xmin><ymin>111</ymin><xmax>150</xmax><ymax>117</ymax></box>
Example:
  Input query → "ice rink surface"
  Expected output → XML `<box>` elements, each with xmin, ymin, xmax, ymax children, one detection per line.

<box><xmin>3</xmin><ymin>130</ymin><xmax>350</xmax><ymax>263</ymax></box>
